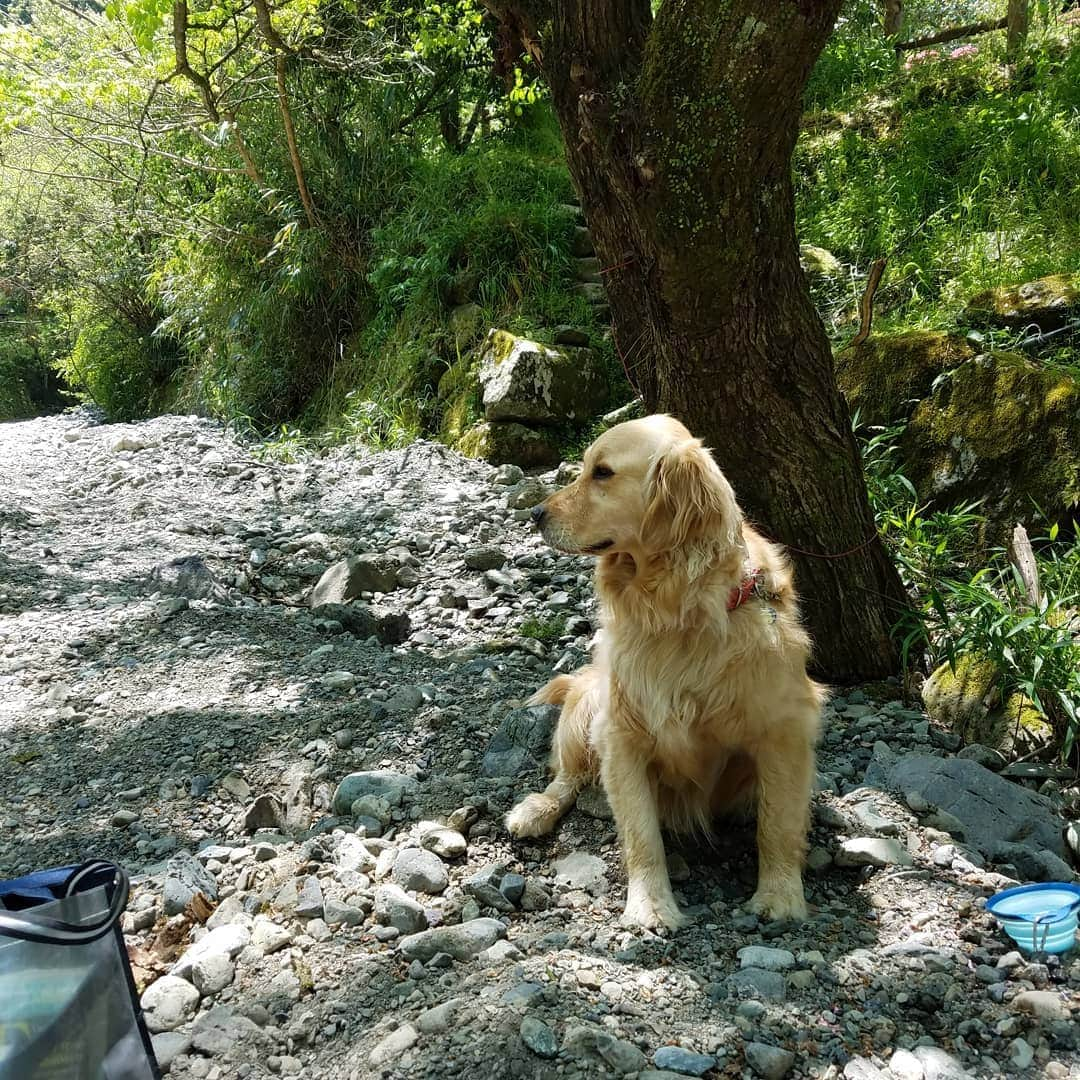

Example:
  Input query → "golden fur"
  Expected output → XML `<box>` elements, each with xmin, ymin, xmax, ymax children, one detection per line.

<box><xmin>505</xmin><ymin>415</ymin><xmax>826</xmax><ymax>930</ymax></box>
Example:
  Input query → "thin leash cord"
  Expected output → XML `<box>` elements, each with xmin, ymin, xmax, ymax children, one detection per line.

<box><xmin>774</xmin><ymin>529</ymin><xmax>882</xmax><ymax>561</ymax></box>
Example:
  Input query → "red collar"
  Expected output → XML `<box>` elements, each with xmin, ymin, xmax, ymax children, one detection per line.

<box><xmin>727</xmin><ymin>567</ymin><xmax>763</xmax><ymax>611</ymax></box>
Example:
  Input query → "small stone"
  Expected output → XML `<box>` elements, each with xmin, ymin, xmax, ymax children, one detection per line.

<box><xmin>552</xmin><ymin>851</ymin><xmax>607</xmax><ymax>895</ymax></box>
<box><xmin>392</xmin><ymin>848</ymin><xmax>448</xmax><ymax>894</ymax></box>
<box><xmin>397</xmin><ymin>918</ymin><xmax>506</xmax><ymax>961</ymax></box>
<box><xmin>332</xmin><ymin>770</ymin><xmax>418</xmax><ymax>814</ymax></box>
<box><xmin>1011</xmin><ymin>989</ymin><xmax>1071</xmax><ymax>1021</ymax></box>
<box><xmin>323</xmin><ymin>898</ymin><xmax>365</xmax><ymax>927</ymax></box>
<box><xmin>163</xmin><ymin>850</ymin><xmax>218</xmax><ymax>915</ymax></box>
<box><xmin>521</xmin><ymin>1016</ymin><xmax>559</xmax><ymax>1058</ymax></box>
<box><xmin>727</xmin><ymin>967</ymin><xmax>787</xmax><ymax>1002</ymax></box>
<box><xmin>737</xmin><ymin>946</ymin><xmax>795</xmax><ymax>971</ymax></box>
<box><xmin>190</xmin><ymin>951</ymin><xmax>235</xmax><ymax>995</ymax></box>
<box><xmin>464</xmin><ymin>545</ymin><xmax>507</xmax><ymax>571</ymax></box>
<box><xmin>911</xmin><ymin>1046</ymin><xmax>968</xmax><ymax>1080</ymax></box>
<box><xmin>111</xmin><ymin>810</ymin><xmax>140</xmax><ymax>828</ymax></box>
<box><xmin>295</xmin><ymin>875</ymin><xmax>324</xmax><ymax>919</ymax></box>
<box><xmin>653</xmin><ymin>1046</ymin><xmax>716</xmax><ymax>1075</ymax></box>
<box><xmin>844</xmin><ymin>1059</ymin><xmax>887</xmax><ymax>1079</ymax></box>
<box><xmin>369</xmin><ymin>1023</ymin><xmax>418</xmax><ymax>1067</ymax></box>
<box><xmin>375</xmin><ymin>883</ymin><xmax>428</xmax><ymax>935</ymax></box>
<box><xmin>835</xmin><ymin>837</ymin><xmax>913</xmax><ymax>868</ymax></box>
<box><xmin>418</xmin><ymin>822</ymin><xmax>467</xmax><ymax>859</ymax></box>
<box><xmin>416</xmin><ymin>998</ymin><xmax>464</xmax><ymax>1034</ymax></box>
<box><xmin>745</xmin><ymin>1041</ymin><xmax>796</xmax><ymax>1079</ymax></box>
<box><xmin>1006</xmin><ymin>1038</ymin><xmax>1033</xmax><ymax>1070</ymax></box>
<box><xmin>321</xmin><ymin>670</ymin><xmax>356</xmax><ymax>691</ymax></box>
<box><xmin>250</xmin><ymin>916</ymin><xmax>293</xmax><ymax>955</ymax></box>
<box><xmin>243</xmin><ymin>794</ymin><xmax>284</xmax><ymax>834</ymax></box>
<box><xmin>141</xmin><ymin>975</ymin><xmax>200</xmax><ymax>1033</ymax></box>
<box><xmin>151</xmin><ymin>1030</ymin><xmax>192</xmax><ymax>1070</ymax></box>
<box><xmin>887</xmin><ymin>1048</ymin><xmax>924</xmax><ymax>1080</ymax></box>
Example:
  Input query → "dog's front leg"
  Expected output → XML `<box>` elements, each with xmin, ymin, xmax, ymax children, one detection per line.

<box><xmin>600</xmin><ymin>722</ymin><xmax>687</xmax><ymax>932</ymax></box>
<box><xmin>748</xmin><ymin>731</ymin><xmax>813</xmax><ymax>922</ymax></box>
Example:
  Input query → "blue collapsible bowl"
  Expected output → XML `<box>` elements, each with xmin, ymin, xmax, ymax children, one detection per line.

<box><xmin>986</xmin><ymin>882</ymin><xmax>1080</xmax><ymax>954</ymax></box>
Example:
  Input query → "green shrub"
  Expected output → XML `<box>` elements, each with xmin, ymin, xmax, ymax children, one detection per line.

<box><xmin>59</xmin><ymin>316</ymin><xmax>179</xmax><ymax>422</ymax></box>
<box><xmin>799</xmin><ymin>12</ymin><xmax>1080</xmax><ymax>338</ymax></box>
<box><xmin>858</xmin><ymin>416</ymin><xmax>1080</xmax><ymax>762</ymax></box>
<box><xmin>519</xmin><ymin>614</ymin><xmax>567</xmax><ymax>642</ymax></box>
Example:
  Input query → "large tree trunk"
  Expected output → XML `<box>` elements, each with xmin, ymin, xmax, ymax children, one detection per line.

<box><xmin>487</xmin><ymin>0</ymin><xmax>910</xmax><ymax>682</ymax></box>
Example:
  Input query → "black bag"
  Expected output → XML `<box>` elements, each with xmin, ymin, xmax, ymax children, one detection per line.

<box><xmin>0</xmin><ymin>860</ymin><xmax>160</xmax><ymax>1079</ymax></box>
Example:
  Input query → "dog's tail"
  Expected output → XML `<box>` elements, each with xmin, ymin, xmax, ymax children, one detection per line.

<box><xmin>527</xmin><ymin>674</ymin><xmax>575</xmax><ymax>708</ymax></box>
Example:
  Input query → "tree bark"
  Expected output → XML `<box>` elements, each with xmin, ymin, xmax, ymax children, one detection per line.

<box><xmin>484</xmin><ymin>0</ymin><xmax>909</xmax><ymax>682</ymax></box>
<box><xmin>883</xmin><ymin>0</ymin><xmax>904</xmax><ymax>39</ymax></box>
<box><xmin>1007</xmin><ymin>0</ymin><xmax>1029</xmax><ymax>59</ymax></box>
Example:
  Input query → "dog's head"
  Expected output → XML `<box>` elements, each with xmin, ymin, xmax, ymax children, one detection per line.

<box><xmin>532</xmin><ymin>414</ymin><xmax>742</xmax><ymax>560</ymax></box>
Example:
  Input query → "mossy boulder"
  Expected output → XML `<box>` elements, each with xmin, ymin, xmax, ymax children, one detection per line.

<box><xmin>966</xmin><ymin>274</ymin><xmax>1080</xmax><ymax>331</ymax></box>
<box><xmin>835</xmin><ymin>331</ymin><xmax>975</xmax><ymax>427</ymax></box>
<box><xmin>901</xmin><ymin>351</ymin><xmax>1080</xmax><ymax>529</ymax></box>
<box><xmin>457</xmin><ymin>421</ymin><xmax>561</xmax><ymax>469</ymax></box>
<box><xmin>922</xmin><ymin>655</ymin><xmax>1052</xmax><ymax>752</ymax></box>
<box><xmin>436</xmin><ymin>352</ymin><xmax>482</xmax><ymax>446</ymax></box>
<box><xmin>478</xmin><ymin>329</ymin><xmax>609</xmax><ymax>425</ymax></box>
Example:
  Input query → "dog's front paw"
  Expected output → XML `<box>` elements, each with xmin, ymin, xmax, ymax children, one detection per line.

<box><xmin>621</xmin><ymin>885</ymin><xmax>688</xmax><ymax>932</ymax></box>
<box><xmin>505</xmin><ymin>793</ymin><xmax>560</xmax><ymax>838</ymax></box>
<box><xmin>747</xmin><ymin>880</ymin><xmax>808</xmax><ymax>923</ymax></box>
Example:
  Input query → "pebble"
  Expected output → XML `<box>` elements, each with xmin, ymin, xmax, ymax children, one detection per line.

<box><xmin>369</xmin><ymin>1023</ymin><xmax>418</xmax><ymax>1066</ymax></box>
<box><xmin>835</xmin><ymin>837</ymin><xmax>914</xmax><ymax>868</ymax></box>
<box><xmin>653</xmin><ymin>1046</ymin><xmax>715</xmax><ymax>1075</ymax></box>
<box><xmin>140</xmin><ymin>975</ymin><xmax>200</xmax><ymax>1033</ymax></box>
<box><xmin>397</xmin><ymin>917</ymin><xmax>506</xmax><ymax>961</ymax></box>
<box><xmin>520</xmin><ymin>1015</ymin><xmax>559</xmax><ymax>1058</ymax></box>
<box><xmin>744</xmin><ymin>1041</ymin><xmax>796</xmax><ymax>1079</ymax></box>
<box><xmin>392</xmin><ymin>847</ymin><xmax>448</xmax><ymax>894</ymax></box>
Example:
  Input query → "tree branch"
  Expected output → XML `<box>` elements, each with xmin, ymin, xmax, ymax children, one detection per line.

<box><xmin>896</xmin><ymin>16</ymin><xmax>1007</xmax><ymax>50</ymax></box>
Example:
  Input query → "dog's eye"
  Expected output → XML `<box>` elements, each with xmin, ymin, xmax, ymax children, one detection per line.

<box><xmin>591</xmin><ymin>465</ymin><xmax>614</xmax><ymax>480</ymax></box>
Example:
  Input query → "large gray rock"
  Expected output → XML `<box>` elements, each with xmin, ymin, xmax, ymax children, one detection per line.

<box><xmin>865</xmin><ymin>752</ymin><xmax>1070</xmax><ymax>867</ymax></box>
<box><xmin>163</xmin><ymin>850</ymin><xmax>218</xmax><ymax>915</ymax></box>
<box><xmin>308</xmin><ymin>555</ymin><xmax>399</xmax><ymax>606</ymax></box>
<box><xmin>146</xmin><ymin>555</ymin><xmax>229</xmax><ymax>602</ymax></box>
<box><xmin>332</xmin><ymin>770</ymin><xmax>419</xmax><ymax>815</ymax></box>
<box><xmin>481</xmin><ymin>704</ymin><xmax>559</xmax><ymax>777</ymax></box>
<box><xmin>397</xmin><ymin>917</ymin><xmax>506</xmax><ymax>961</ymax></box>
<box><xmin>478</xmin><ymin>329</ymin><xmax>609</xmax><ymax>425</ymax></box>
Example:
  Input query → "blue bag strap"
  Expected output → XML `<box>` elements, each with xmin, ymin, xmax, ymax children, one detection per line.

<box><xmin>0</xmin><ymin>860</ymin><xmax>129</xmax><ymax>945</ymax></box>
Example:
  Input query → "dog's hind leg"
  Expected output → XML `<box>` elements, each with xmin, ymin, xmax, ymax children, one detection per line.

<box><xmin>506</xmin><ymin>667</ymin><xmax>602</xmax><ymax>839</ymax></box>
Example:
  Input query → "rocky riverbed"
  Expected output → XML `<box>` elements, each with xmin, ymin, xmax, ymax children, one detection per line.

<box><xmin>1</xmin><ymin>410</ymin><xmax>1078</xmax><ymax>1080</ymax></box>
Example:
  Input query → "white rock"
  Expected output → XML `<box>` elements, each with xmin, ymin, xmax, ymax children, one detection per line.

<box><xmin>141</xmin><ymin>975</ymin><xmax>200</xmax><ymax>1033</ymax></box>
<box><xmin>369</xmin><ymin>1023</ymin><xmax>418</xmax><ymax>1066</ymax></box>
<box><xmin>835</xmin><ymin>837</ymin><xmax>913</xmax><ymax>868</ymax></box>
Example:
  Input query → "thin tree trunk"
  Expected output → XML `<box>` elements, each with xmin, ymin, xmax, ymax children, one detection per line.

<box><xmin>1007</xmin><ymin>0</ymin><xmax>1029</xmax><ymax>59</ymax></box>
<box><xmin>274</xmin><ymin>54</ymin><xmax>318</xmax><ymax>228</ymax></box>
<box><xmin>486</xmin><ymin>0</ymin><xmax>909</xmax><ymax>681</ymax></box>
<box><xmin>884</xmin><ymin>0</ymin><xmax>904</xmax><ymax>38</ymax></box>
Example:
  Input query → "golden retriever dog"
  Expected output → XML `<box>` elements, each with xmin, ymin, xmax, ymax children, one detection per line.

<box><xmin>506</xmin><ymin>415</ymin><xmax>826</xmax><ymax>930</ymax></box>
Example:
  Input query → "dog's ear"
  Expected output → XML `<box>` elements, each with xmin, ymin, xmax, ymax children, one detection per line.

<box><xmin>642</xmin><ymin>438</ymin><xmax>741</xmax><ymax>552</ymax></box>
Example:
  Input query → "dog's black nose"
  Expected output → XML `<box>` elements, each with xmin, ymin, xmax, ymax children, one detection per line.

<box><xmin>530</xmin><ymin>504</ymin><xmax>547</xmax><ymax>527</ymax></box>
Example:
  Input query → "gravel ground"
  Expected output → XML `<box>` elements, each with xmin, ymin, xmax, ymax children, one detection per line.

<box><xmin>1</xmin><ymin>410</ymin><xmax>1078</xmax><ymax>1080</ymax></box>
